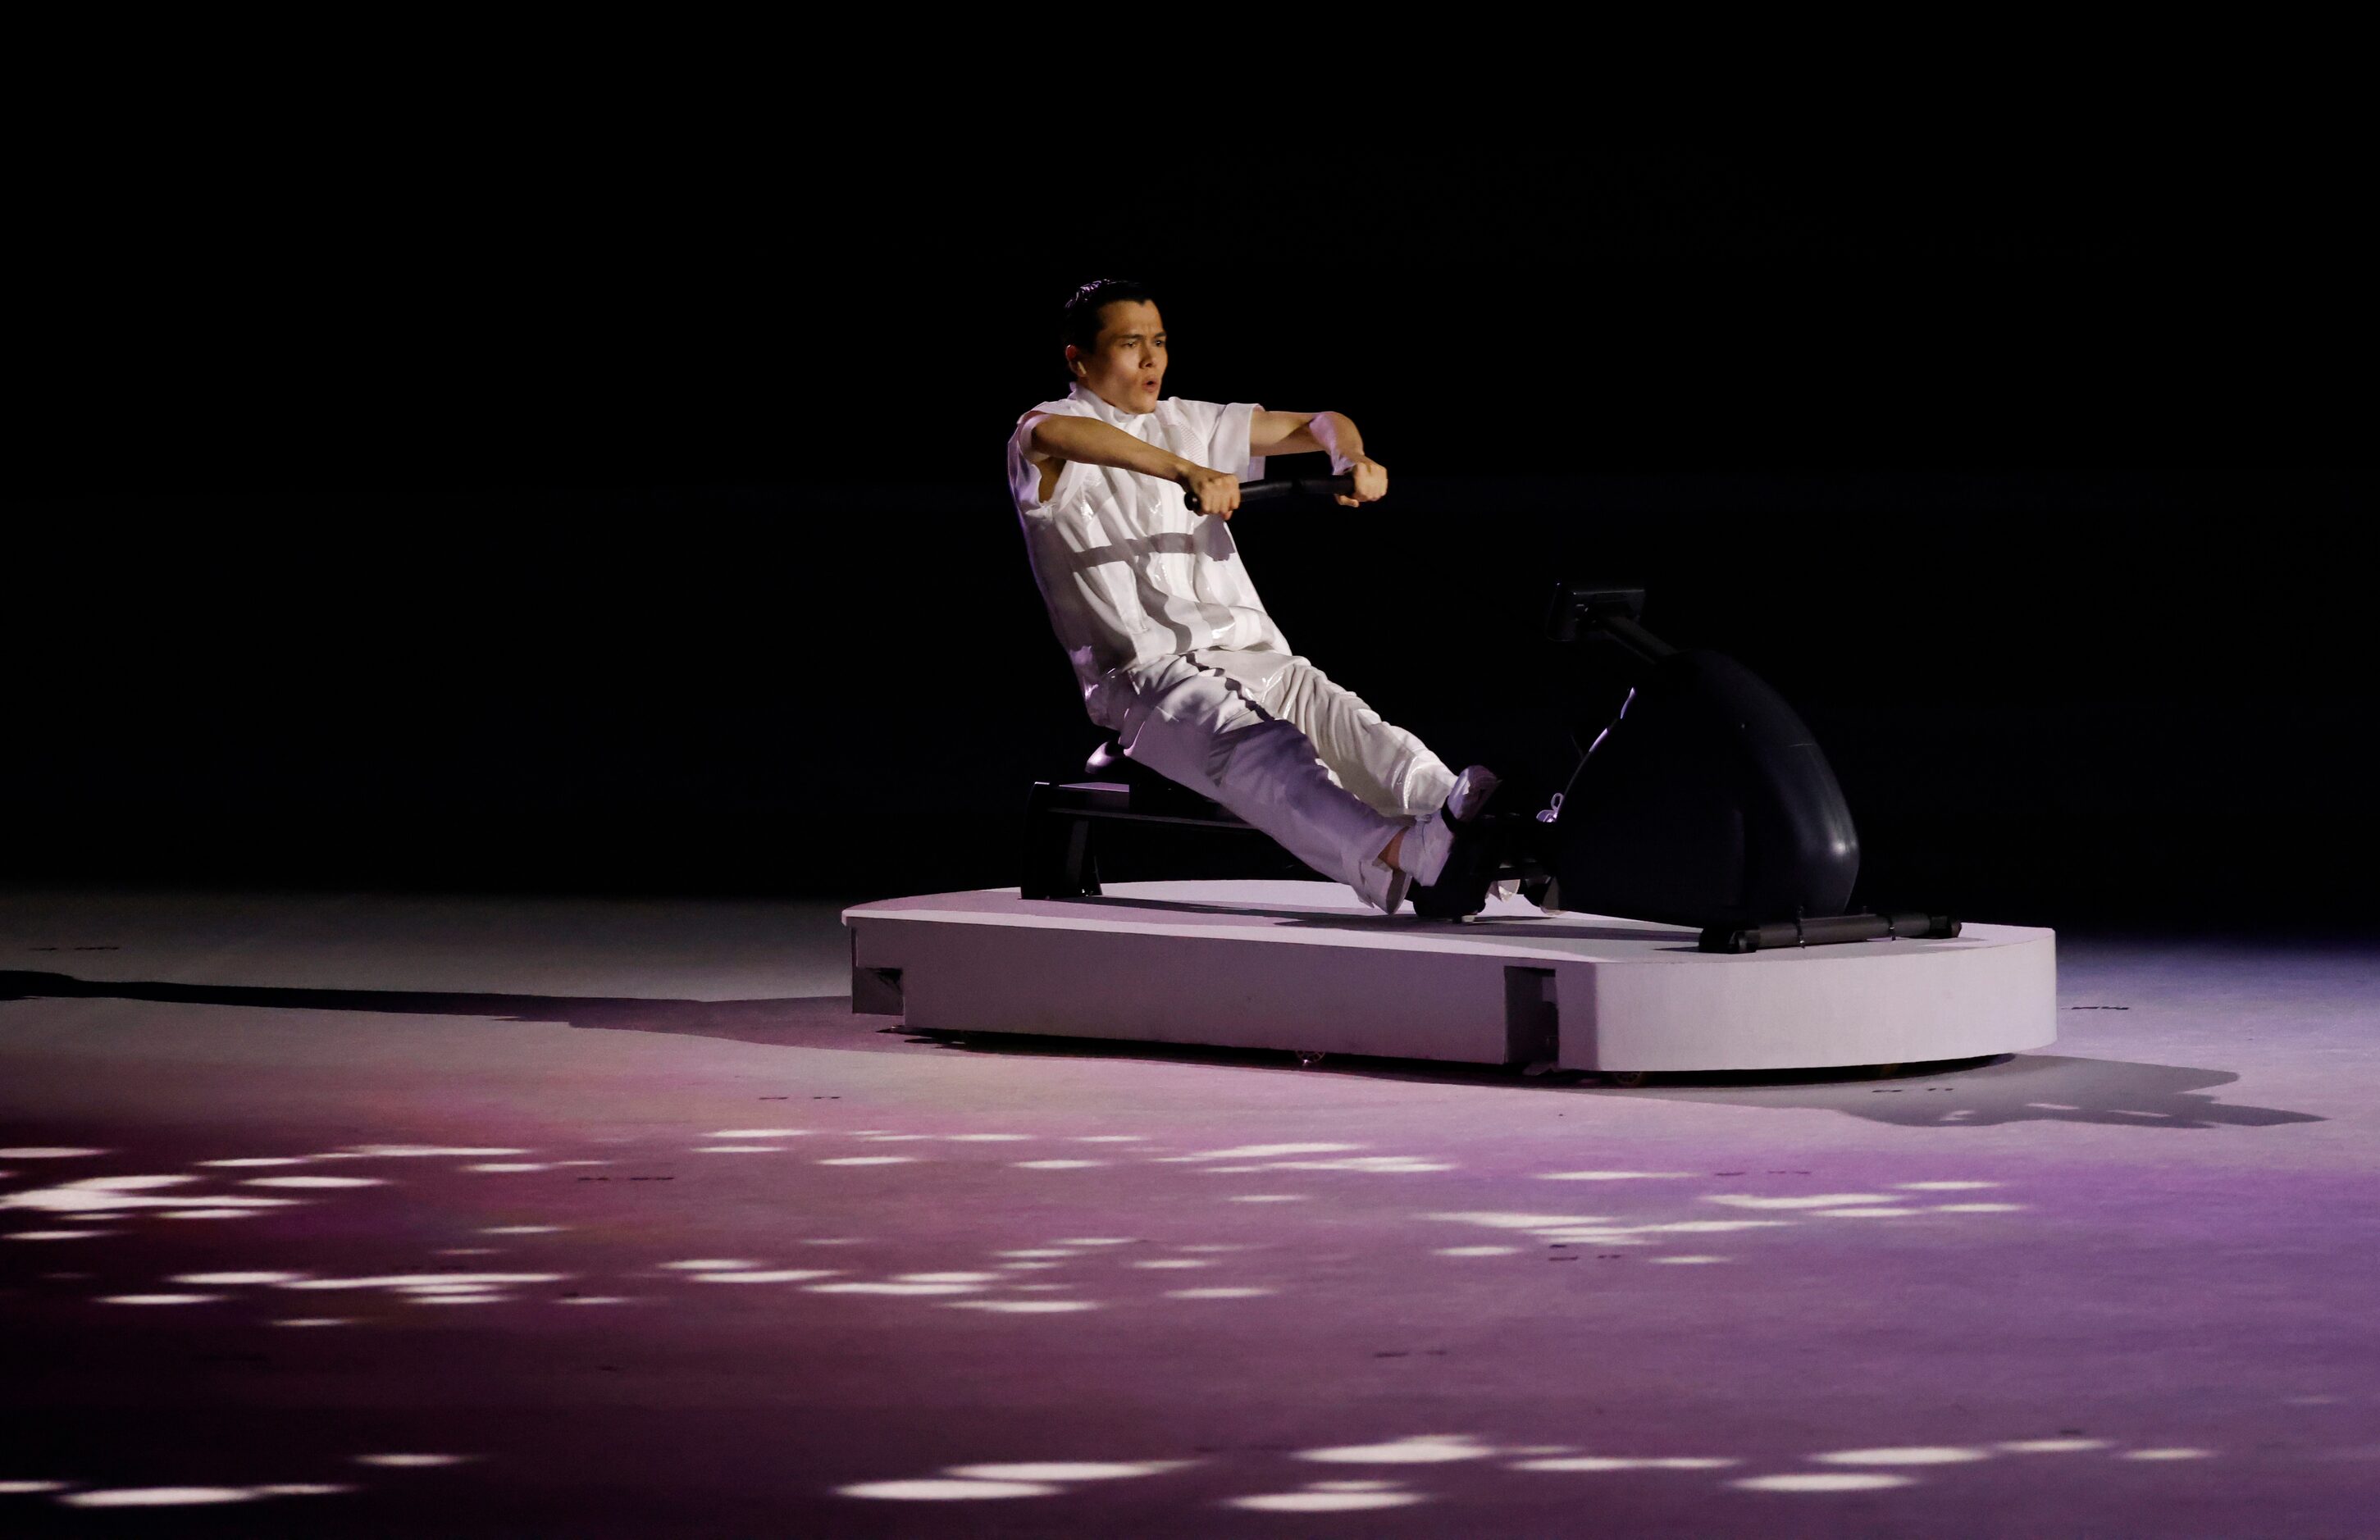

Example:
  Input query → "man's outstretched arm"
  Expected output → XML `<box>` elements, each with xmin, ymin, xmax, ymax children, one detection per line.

<box><xmin>1024</xmin><ymin>413</ymin><xmax>1244</xmax><ymax>518</ymax></box>
<box><xmin>1249</xmin><ymin>410</ymin><xmax>1387</xmax><ymax>506</ymax></box>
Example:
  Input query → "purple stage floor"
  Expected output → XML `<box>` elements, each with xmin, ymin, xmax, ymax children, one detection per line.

<box><xmin>2</xmin><ymin>888</ymin><xmax>2375</xmax><ymax>1536</ymax></box>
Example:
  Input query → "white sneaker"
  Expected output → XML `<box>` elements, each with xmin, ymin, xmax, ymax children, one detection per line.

<box><xmin>1396</xmin><ymin>766</ymin><xmax>1501</xmax><ymax>888</ymax></box>
<box><xmin>1352</xmin><ymin>846</ymin><xmax>1412</xmax><ymax>914</ymax></box>
<box><xmin>1399</xmin><ymin>807</ymin><xmax>1455</xmax><ymax>887</ymax></box>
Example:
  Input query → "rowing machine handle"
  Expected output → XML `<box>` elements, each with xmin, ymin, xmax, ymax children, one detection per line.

<box><xmin>1185</xmin><ymin>473</ymin><xmax>1356</xmax><ymax>513</ymax></box>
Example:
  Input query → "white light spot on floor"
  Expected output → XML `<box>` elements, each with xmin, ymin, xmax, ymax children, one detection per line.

<box><xmin>68</xmin><ymin>1175</ymin><xmax>198</xmax><ymax>1191</ymax></box>
<box><xmin>839</xmin><ymin>1478</ymin><xmax>1060</xmax><ymax>1499</ymax></box>
<box><xmin>1734</xmin><ymin>1473</ymin><xmax>1916</xmax><ymax>1492</ymax></box>
<box><xmin>1014</xmin><ymin>1160</ymin><xmax>1106</xmax><ymax>1169</ymax></box>
<box><xmin>659</xmin><ymin>1260</ymin><xmax>761</xmax><ymax>1272</ymax></box>
<box><xmin>1073</xmin><ymin>1135</ymin><xmax>1145</xmax><ymax>1142</ymax></box>
<box><xmin>946</xmin><ymin>1134</ymin><xmax>1035</xmax><ymax>1142</ymax></box>
<box><xmin>808</xmin><ymin>1283</ymin><xmax>983</xmax><ymax>1296</ymax></box>
<box><xmin>698</xmin><ymin>1269</ymin><xmax>844</xmax><ymax>1283</ymax></box>
<box><xmin>4</xmin><ymin>1186</ymin><xmax>289</xmax><ymax>1214</ymax></box>
<box><xmin>354</xmin><ymin>1454</ymin><xmax>472</xmax><ymax>1469</ymax></box>
<box><xmin>413</xmin><ymin>1294</ymin><xmax>506</xmax><ymax>1305</ymax></box>
<box><xmin>1229</xmin><ymin>1488</ymin><xmax>1425</xmax><ymax>1511</ymax></box>
<box><xmin>707</xmin><ymin>1129</ymin><xmax>809</xmax><ymax>1138</ymax></box>
<box><xmin>1161</xmin><ymin>1142</ymin><xmax>1363</xmax><ymax>1163</ymax></box>
<box><xmin>344</xmin><ymin>1146</ymin><xmax>527</xmax><ymax>1159</ymax></box>
<box><xmin>7</xmin><ymin>1230</ymin><xmax>111</xmax><ymax>1241</ymax></box>
<box><xmin>946</xmin><ymin>1300</ymin><xmax>1101</xmax><ymax>1314</ymax></box>
<box><xmin>2026</xmin><ymin>1103</ymin><xmax>2082</xmax><ymax>1111</ymax></box>
<box><xmin>0</xmin><ymin>1148</ymin><xmax>106</xmax><ymax>1159</ymax></box>
<box><xmin>1001</xmin><ymin>1262</ymin><xmax>1062</xmax><ymax>1271</ymax></box>
<box><xmin>1705</xmin><ymin>1194</ymin><xmax>1894</xmax><ymax>1210</ymax></box>
<box><xmin>818</xmin><ymin>1157</ymin><xmax>918</xmax><ymax>1166</ymax></box>
<box><xmin>1814</xmin><ymin>1447</ymin><xmax>1993</xmax><ymax>1465</ymax></box>
<box><xmin>463</xmin><ymin>1164</ymin><xmax>551</xmax><ymax>1173</ymax></box>
<box><xmin>1934</xmin><ymin>1203</ymin><xmax>2027</xmax><ymax>1214</ymax></box>
<box><xmin>200</xmin><ymin>1157</ymin><xmax>314</xmax><ymax>1168</ymax></box>
<box><xmin>1165</xmin><ymin>1287</ymin><xmax>1275</xmax><ymax>1300</ymax></box>
<box><xmin>59</xmin><ymin>1487</ymin><xmax>259</xmax><ymax>1507</ymax></box>
<box><xmin>1010</xmin><ymin>1283</ymin><xmax>1072</xmax><ymax>1292</ymax></box>
<box><xmin>162</xmin><ymin>1210</ymin><xmax>269</xmax><ymax>1219</ymax></box>
<box><xmin>2123</xmin><ymin>1448</ymin><xmax>2213</xmax><ymax>1460</ymax></box>
<box><xmin>1814</xmin><ymin>1208</ymin><xmax>1923</xmax><ymax>1219</ymax></box>
<box><xmin>1297</xmin><ymin>1435</ymin><xmax>1491</xmax><ymax>1465</ymax></box>
<box><xmin>897</xmin><ymin>1272</ymin><xmax>1001</xmax><ymax>1284</ymax></box>
<box><xmin>272</xmin><ymin>1319</ymin><xmax>351</xmax><ymax>1327</ymax></box>
<box><xmin>858</xmin><ymin>1134</ymin><xmax>937</xmax><ymax>1142</ymax></box>
<box><xmin>800</xmin><ymin>1237</ymin><xmax>865</xmax><ymax>1246</ymax></box>
<box><xmin>948</xmin><ymin>1461</ymin><xmax>1182</xmax><ymax>1481</ymax></box>
<box><xmin>1430</xmin><ymin>1212</ymin><xmax>1613</xmax><ymax>1231</ymax></box>
<box><xmin>1539</xmin><ymin>1170</ymin><xmax>1696</xmax><ymax>1181</ymax></box>
<box><xmin>1262</xmin><ymin>1155</ymin><xmax>1457</xmax><ymax>1173</ymax></box>
<box><xmin>252</xmin><ymin>1483</ymin><xmax>353</xmax><ymax>1496</ymax></box>
<box><xmin>1226</xmin><ymin>1194</ymin><xmax>1306</xmax><ymax>1202</ymax></box>
<box><xmin>1997</xmin><ymin>1439</ymin><xmax>2109</xmax><ymax>1453</ymax></box>
<box><xmin>1131</xmin><ymin>1260</ymin><xmax>1211</xmax><ymax>1270</ymax></box>
<box><xmin>554</xmin><ymin>1160</ymin><xmax>610</xmax><ymax>1168</ymax></box>
<box><xmin>559</xmin><ymin>1296</ymin><xmax>634</xmax><ymax>1305</ymax></box>
<box><xmin>1896</xmin><ymin>1181</ymin><xmax>2001</xmax><ymax>1191</ymax></box>
<box><xmin>103</xmin><ymin>1293</ymin><xmax>222</xmax><ymax>1305</ymax></box>
<box><xmin>285</xmin><ymin>1273</ymin><xmax>563</xmax><ymax>1292</ymax></box>
<box><xmin>176</xmin><ymin>1271</ymin><xmax>305</xmax><ymax>1286</ymax></box>
<box><xmin>1637</xmin><ymin>1221</ymin><xmax>1790</xmax><ymax>1234</ymax></box>
<box><xmin>481</xmin><ymin>1225</ymin><xmax>564</xmax><ymax>1236</ymax></box>
<box><xmin>695</xmin><ymin>1146</ymin><xmax>778</xmax><ymax>1154</ymax></box>
<box><xmin>1649</xmin><ymin>1255</ymin><xmax>1730</xmax><ymax>1264</ymax></box>
<box><xmin>1511</xmin><ymin>1456</ymin><xmax>1739</xmax><ymax>1471</ymax></box>
<box><xmin>243</xmin><ymin>1177</ymin><xmax>386</xmax><ymax>1189</ymax></box>
<box><xmin>1435</xmin><ymin>1246</ymin><xmax>1523</xmax><ymax>1257</ymax></box>
<box><xmin>0</xmin><ymin>1481</ymin><xmax>68</xmax><ymax>1493</ymax></box>
<box><xmin>997</xmin><ymin>1249</ymin><xmax>1076</xmax><ymax>1259</ymax></box>
<box><xmin>1173</xmin><ymin>1243</ymin><xmax>1256</xmax><ymax>1253</ymax></box>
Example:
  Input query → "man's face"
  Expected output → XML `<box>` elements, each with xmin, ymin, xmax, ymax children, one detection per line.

<box><xmin>1071</xmin><ymin>299</ymin><xmax>1166</xmax><ymax>413</ymax></box>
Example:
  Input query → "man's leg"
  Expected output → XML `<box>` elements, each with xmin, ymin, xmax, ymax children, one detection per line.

<box><xmin>1213</xmin><ymin>653</ymin><xmax>1499</xmax><ymax>902</ymax></box>
<box><xmin>1115</xmin><ymin>655</ymin><xmax>1410</xmax><ymax>906</ymax></box>
<box><xmin>1225</xmin><ymin>655</ymin><xmax>1458</xmax><ymax>819</ymax></box>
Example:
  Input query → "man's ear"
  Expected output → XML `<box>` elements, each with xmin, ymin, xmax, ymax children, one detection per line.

<box><xmin>1065</xmin><ymin>344</ymin><xmax>1085</xmax><ymax>376</ymax></box>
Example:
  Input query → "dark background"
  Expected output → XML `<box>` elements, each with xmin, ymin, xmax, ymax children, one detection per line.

<box><xmin>9</xmin><ymin>136</ymin><xmax>2373</xmax><ymax>928</ymax></box>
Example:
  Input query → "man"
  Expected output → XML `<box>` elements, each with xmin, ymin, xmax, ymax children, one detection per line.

<box><xmin>1005</xmin><ymin>277</ymin><xmax>1502</xmax><ymax>918</ymax></box>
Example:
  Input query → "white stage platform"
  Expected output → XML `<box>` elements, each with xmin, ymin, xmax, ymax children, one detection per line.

<box><xmin>844</xmin><ymin>880</ymin><xmax>2055</xmax><ymax>1074</ymax></box>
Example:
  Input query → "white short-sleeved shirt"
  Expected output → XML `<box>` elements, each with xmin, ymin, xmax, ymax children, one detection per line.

<box><xmin>1007</xmin><ymin>381</ymin><xmax>1292</xmax><ymax>728</ymax></box>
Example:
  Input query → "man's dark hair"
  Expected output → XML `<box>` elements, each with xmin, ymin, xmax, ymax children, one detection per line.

<box><xmin>1061</xmin><ymin>277</ymin><xmax>1157</xmax><ymax>371</ymax></box>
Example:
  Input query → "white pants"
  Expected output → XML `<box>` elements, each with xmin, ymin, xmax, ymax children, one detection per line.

<box><xmin>1112</xmin><ymin>649</ymin><xmax>1457</xmax><ymax>893</ymax></box>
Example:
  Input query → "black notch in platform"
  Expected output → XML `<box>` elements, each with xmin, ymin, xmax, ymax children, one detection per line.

<box><xmin>1504</xmin><ymin>966</ymin><xmax>1558</xmax><ymax>1071</ymax></box>
<box><xmin>850</xmin><ymin>930</ymin><xmax>905</xmax><ymax>1016</ymax></box>
<box><xmin>853</xmin><ymin>966</ymin><xmax>904</xmax><ymax>1016</ymax></box>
